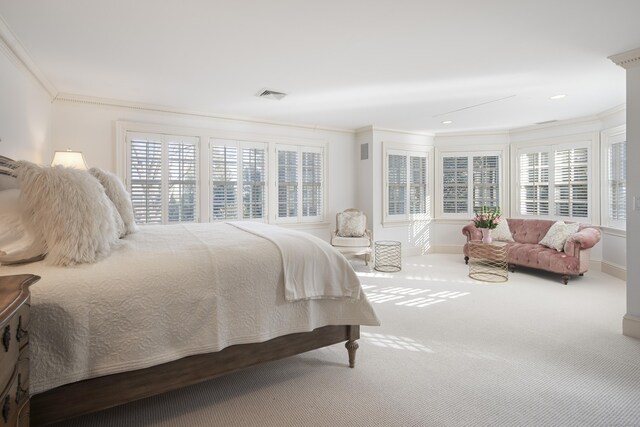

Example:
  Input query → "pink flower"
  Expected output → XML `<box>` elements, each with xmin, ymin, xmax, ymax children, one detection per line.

<box><xmin>493</xmin><ymin>218</ymin><xmax>499</xmax><ymax>224</ymax></box>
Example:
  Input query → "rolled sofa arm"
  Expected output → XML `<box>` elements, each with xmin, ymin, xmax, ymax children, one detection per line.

<box><xmin>462</xmin><ymin>222</ymin><xmax>482</xmax><ymax>242</ymax></box>
<box><xmin>563</xmin><ymin>227</ymin><xmax>601</xmax><ymax>256</ymax></box>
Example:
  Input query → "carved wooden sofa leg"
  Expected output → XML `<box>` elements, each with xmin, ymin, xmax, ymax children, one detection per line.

<box><xmin>345</xmin><ymin>340</ymin><xmax>359</xmax><ymax>368</ymax></box>
<box><xmin>562</xmin><ymin>275</ymin><xmax>569</xmax><ymax>285</ymax></box>
<box><xmin>579</xmin><ymin>273</ymin><xmax>584</xmax><ymax>276</ymax></box>
<box><xmin>464</xmin><ymin>256</ymin><xmax>469</xmax><ymax>265</ymax></box>
<box><xmin>508</xmin><ymin>264</ymin><xmax>516</xmax><ymax>273</ymax></box>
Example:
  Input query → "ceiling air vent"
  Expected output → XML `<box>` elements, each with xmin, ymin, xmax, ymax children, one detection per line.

<box><xmin>256</xmin><ymin>89</ymin><xmax>287</xmax><ymax>100</ymax></box>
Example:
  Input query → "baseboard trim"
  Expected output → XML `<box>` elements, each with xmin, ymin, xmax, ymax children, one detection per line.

<box><xmin>601</xmin><ymin>261</ymin><xmax>627</xmax><ymax>281</ymax></box>
<box><xmin>623</xmin><ymin>314</ymin><xmax>640</xmax><ymax>340</ymax></box>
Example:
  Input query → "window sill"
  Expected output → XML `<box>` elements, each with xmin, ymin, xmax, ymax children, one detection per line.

<box><xmin>382</xmin><ymin>218</ymin><xmax>433</xmax><ymax>228</ymax></box>
<box><xmin>600</xmin><ymin>226</ymin><xmax>626</xmax><ymax>238</ymax></box>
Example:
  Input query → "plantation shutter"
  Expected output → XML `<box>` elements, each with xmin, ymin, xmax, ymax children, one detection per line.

<box><xmin>128</xmin><ymin>133</ymin><xmax>199</xmax><ymax>225</ymax></box>
<box><xmin>442</xmin><ymin>156</ymin><xmax>468</xmax><ymax>214</ymax></box>
<box><xmin>277</xmin><ymin>148</ymin><xmax>298</xmax><ymax>219</ymax></box>
<box><xmin>519</xmin><ymin>151</ymin><xmax>549</xmax><ymax>216</ymax></box>
<box><xmin>167</xmin><ymin>141</ymin><xmax>197</xmax><ymax>223</ymax></box>
<box><xmin>130</xmin><ymin>138</ymin><xmax>163</xmax><ymax>224</ymax></box>
<box><xmin>554</xmin><ymin>147</ymin><xmax>588</xmax><ymax>218</ymax></box>
<box><xmin>211</xmin><ymin>144</ymin><xmax>238</xmax><ymax>220</ymax></box>
<box><xmin>388</xmin><ymin>154</ymin><xmax>407</xmax><ymax>216</ymax></box>
<box><xmin>472</xmin><ymin>155</ymin><xmax>499</xmax><ymax>211</ymax></box>
<box><xmin>302</xmin><ymin>149</ymin><xmax>323</xmax><ymax>218</ymax></box>
<box><xmin>242</xmin><ymin>147</ymin><xmax>266</xmax><ymax>219</ymax></box>
<box><xmin>609</xmin><ymin>141</ymin><xmax>626</xmax><ymax>221</ymax></box>
<box><xmin>409</xmin><ymin>155</ymin><xmax>427</xmax><ymax>214</ymax></box>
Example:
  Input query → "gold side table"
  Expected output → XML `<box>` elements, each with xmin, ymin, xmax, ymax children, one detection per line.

<box><xmin>468</xmin><ymin>240</ymin><xmax>508</xmax><ymax>283</ymax></box>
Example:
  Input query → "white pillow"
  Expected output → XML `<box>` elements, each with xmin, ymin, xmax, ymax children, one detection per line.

<box><xmin>0</xmin><ymin>189</ymin><xmax>46</xmax><ymax>265</ymax></box>
<box><xmin>89</xmin><ymin>167</ymin><xmax>138</xmax><ymax>235</ymax></box>
<box><xmin>15</xmin><ymin>161</ymin><xmax>120</xmax><ymax>266</ymax></box>
<box><xmin>491</xmin><ymin>219</ymin><xmax>514</xmax><ymax>242</ymax></box>
<box><xmin>337</xmin><ymin>210</ymin><xmax>366</xmax><ymax>237</ymax></box>
<box><xmin>539</xmin><ymin>221</ymin><xmax>580</xmax><ymax>252</ymax></box>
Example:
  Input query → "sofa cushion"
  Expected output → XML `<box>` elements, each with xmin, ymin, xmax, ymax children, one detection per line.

<box><xmin>331</xmin><ymin>235</ymin><xmax>370</xmax><ymax>247</ymax></box>
<box><xmin>539</xmin><ymin>221</ymin><xmax>580</xmax><ymax>251</ymax></box>
<box><xmin>507</xmin><ymin>242</ymin><xmax>580</xmax><ymax>274</ymax></box>
<box><xmin>492</xmin><ymin>220</ymin><xmax>514</xmax><ymax>242</ymax></box>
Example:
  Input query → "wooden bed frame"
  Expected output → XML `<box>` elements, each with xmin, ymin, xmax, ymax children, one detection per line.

<box><xmin>31</xmin><ymin>325</ymin><xmax>359</xmax><ymax>426</ymax></box>
<box><xmin>0</xmin><ymin>156</ymin><xmax>362</xmax><ymax>426</ymax></box>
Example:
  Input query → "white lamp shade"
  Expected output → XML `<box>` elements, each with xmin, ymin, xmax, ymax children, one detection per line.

<box><xmin>51</xmin><ymin>150</ymin><xmax>88</xmax><ymax>170</ymax></box>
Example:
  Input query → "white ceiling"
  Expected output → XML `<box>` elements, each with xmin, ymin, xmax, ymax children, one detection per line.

<box><xmin>1</xmin><ymin>0</ymin><xmax>638</xmax><ymax>133</ymax></box>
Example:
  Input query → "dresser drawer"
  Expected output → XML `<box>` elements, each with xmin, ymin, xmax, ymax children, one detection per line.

<box><xmin>1</xmin><ymin>365</ymin><xmax>19</xmax><ymax>426</ymax></box>
<box><xmin>0</xmin><ymin>300</ymin><xmax>28</xmax><ymax>389</ymax></box>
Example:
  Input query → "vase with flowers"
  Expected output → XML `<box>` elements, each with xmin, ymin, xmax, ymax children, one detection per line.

<box><xmin>473</xmin><ymin>206</ymin><xmax>501</xmax><ymax>244</ymax></box>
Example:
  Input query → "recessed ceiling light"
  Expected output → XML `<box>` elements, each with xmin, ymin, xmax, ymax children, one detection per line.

<box><xmin>550</xmin><ymin>94</ymin><xmax>567</xmax><ymax>100</ymax></box>
<box><xmin>442</xmin><ymin>120</ymin><xmax>453</xmax><ymax>124</ymax></box>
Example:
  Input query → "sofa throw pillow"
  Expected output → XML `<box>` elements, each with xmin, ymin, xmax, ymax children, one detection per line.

<box><xmin>14</xmin><ymin>161</ymin><xmax>120</xmax><ymax>266</ymax></box>
<box><xmin>491</xmin><ymin>219</ymin><xmax>514</xmax><ymax>242</ymax></box>
<box><xmin>89</xmin><ymin>167</ymin><xmax>138</xmax><ymax>235</ymax></box>
<box><xmin>337</xmin><ymin>210</ymin><xmax>366</xmax><ymax>237</ymax></box>
<box><xmin>0</xmin><ymin>189</ymin><xmax>46</xmax><ymax>265</ymax></box>
<box><xmin>539</xmin><ymin>221</ymin><xmax>580</xmax><ymax>252</ymax></box>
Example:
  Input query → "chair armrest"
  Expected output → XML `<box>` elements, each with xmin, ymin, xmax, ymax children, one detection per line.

<box><xmin>462</xmin><ymin>222</ymin><xmax>482</xmax><ymax>242</ymax></box>
<box><xmin>563</xmin><ymin>227</ymin><xmax>601</xmax><ymax>255</ymax></box>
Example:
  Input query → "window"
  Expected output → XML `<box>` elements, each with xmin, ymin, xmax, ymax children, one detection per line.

<box><xmin>210</xmin><ymin>139</ymin><xmax>267</xmax><ymax>221</ymax></box>
<box><xmin>440</xmin><ymin>152</ymin><xmax>501</xmax><ymax>216</ymax></box>
<box><xmin>119</xmin><ymin>123</ymin><xmax>327</xmax><ymax>227</ymax></box>
<box><xmin>385</xmin><ymin>147</ymin><xmax>428</xmax><ymax>222</ymax></box>
<box><xmin>276</xmin><ymin>144</ymin><xmax>324</xmax><ymax>222</ymax></box>
<box><xmin>127</xmin><ymin>132</ymin><xmax>198</xmax><ymax>224</ymax></box>
<box><xmin>602</xmin><ymin>126</ymin><xmax>626</xmax><ymax>229</ymax></box>
<box><xmin>516</xmin><ymin>141</ymin><xmax>592</xmax><ymax>220</ymax></box>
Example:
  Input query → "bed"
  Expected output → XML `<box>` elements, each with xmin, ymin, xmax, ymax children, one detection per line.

<box><xmin>0</xmin><ymin>156</ymin><xmax>380</xmax><ymax>425</ymax></box>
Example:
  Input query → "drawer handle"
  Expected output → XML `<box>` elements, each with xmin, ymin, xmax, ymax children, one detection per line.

<box><xmin>2</xmin><ymin>325</ymin><xmax>9</xmax><ymax>352</ymax></box>
<box><xmin>1</xmin><ymin>395</ymin><xmax>8</xmax><ymax>423</ymax></box>
<box><xmin>16</xmin><ymin>316</ymin><xmax>27</xmax><ymax>342</ymax></box>
<box><xmin>16</xmin><ymin>374</ymin><xmax>28</xmax><ymax>404</ymax></box>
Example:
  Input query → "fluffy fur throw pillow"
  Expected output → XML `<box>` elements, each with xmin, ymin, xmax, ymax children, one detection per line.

<box><xmin>89</xmin><ymin>167</ymin><xmax>138</xmax><ymax>235</ymax></box>
<box><xmin>15</xmin><ymin>161</ymin><xmax>120</xmax><ymax>266</ymax></box>
<box><xmin>491</xmin><ymin>219</ymin><xmax>514</xmax><ymax>242</ymax></box>
<box><xmin>337</xmin><ymin>210</ymin><xmax>366</xmax><ymax>237</ymax></box>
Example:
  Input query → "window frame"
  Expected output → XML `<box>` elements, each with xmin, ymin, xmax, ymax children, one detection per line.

<box><xmin>511</xmin><ymin>132</ymin><xmax>599</xmax><ymax>223</ymax></box>
<box><xmin>125</xmin><ymin>131</ymin><xmax>200</xmax><ymax>225</ymax></box>
<box><xmin>209</xmin><ymin>138</ymin><xmax>268</xmax><ymax>222</ymax></box>
<box><xmin>116</xmin><ymin>121</ymin><xmax>328</xmax><ymax>227</ymax></box>
<box><xmin>382</xmin><ymin>142</ymin><xmax>433</xmax><ymax>225</ymax></box>
<box><xmin>272</xmin><ymin>143</ymin><xmax>327</xmax><ymax>224</ymax></box>
<box><xmin>601</xmin><ymin>125</ymin><xmax>626</xmax><ymax>230</ymax></box>
<box><xmin>435</xmin><ymin>145</ymin><xmax>507</xmax><ymax>220</ymax></box>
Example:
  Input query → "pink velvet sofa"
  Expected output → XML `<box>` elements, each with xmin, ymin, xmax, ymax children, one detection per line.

<box><xmin>462</xmin><ymin>219</ymin><xmax>601</xmax><ymax>284</ymax></box>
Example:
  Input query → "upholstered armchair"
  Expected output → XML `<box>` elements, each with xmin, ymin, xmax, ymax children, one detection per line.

<box><xmin>330</xmin><ymin>209</ymin><xmax>372</xmax><ymax>265</ymax></box>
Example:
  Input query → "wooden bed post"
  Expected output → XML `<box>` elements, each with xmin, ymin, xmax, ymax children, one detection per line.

<box><xmin>345</xmin><ymin>325</ymin><xmax>360</xmax><ymax>368</ymax></box>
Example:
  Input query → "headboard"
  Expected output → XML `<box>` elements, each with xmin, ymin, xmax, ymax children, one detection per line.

<box><xmin>0</xmin><ymin>155</ymin><xmax>18</xmax><ymax>190</ymax></box>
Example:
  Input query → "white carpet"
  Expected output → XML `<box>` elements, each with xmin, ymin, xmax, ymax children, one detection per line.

<box><xmin>51</xmin><ymin>254</ymin><xmax>640</xmax><ymax>427</ymax></box>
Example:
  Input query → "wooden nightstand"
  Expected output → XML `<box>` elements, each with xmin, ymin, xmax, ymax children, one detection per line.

<box><xmin>0</xmin><ymin>274</ymin><xmax>40</xmax><ymax>427</ymax></box>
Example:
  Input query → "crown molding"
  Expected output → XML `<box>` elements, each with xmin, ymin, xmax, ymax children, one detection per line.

<box><xmin>370</xmin><ymin>126</ymin><xmax>434</xmax><ymax>137</ymax></box>
<box><xmin>0</xmin><ymin>15</ymin><xmax>57</xmax><ymax>99</ymax></box>
<box><xmin>609</xmin><ymin>48</ymin><xmax>640</xmax><ymax>70</ymax></box>
<box><xmin>597</xmin><ymin>103</ymin><xmax>626</xmax><ymax>120</ymax></box>
<box><xmin>508</xmin><ymin>114</ymin><xmax>601</xmax><ymax>135</ymax></box>
<box><xmin>434</xmin><ymin>129</ymin><xmax>510</xmax><ymax>138</ymax></box>
<box><xmin>53</xmin><ymin>93</ymin><xmax>355</xmax><ymax>135</ymax></box>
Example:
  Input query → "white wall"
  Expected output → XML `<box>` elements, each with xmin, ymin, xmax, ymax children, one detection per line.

<box><xmin>357</xmin><ymin>128</ymin><xmax>434</xmax><ymax>255</ymax></box>
<box><xmin>625</xmin><ymin>65</ymin><xmax>640</xmax><ymax>334</ymax></box>
<box><xmin>0</xmin><ymin>48</ymin><xmax>51</xmax><ymax>162</ymax></box>
<box><xmin>51</xmin><ymin>100</ymin><xmax>356</xmax><ymax>240</ymax></box>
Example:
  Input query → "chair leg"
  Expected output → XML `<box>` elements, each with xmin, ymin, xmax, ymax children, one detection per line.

<box><xmin>464</xmin><ymin>256</ymin><xmax>469</xmax><ymax>265</ymax></box>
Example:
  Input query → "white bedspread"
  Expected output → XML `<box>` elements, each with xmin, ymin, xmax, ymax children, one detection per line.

<box><xmin>227</xmin><ymin>221</ymin><xmax>361</xmax><ymax>301</ymax></box>
<box><xmin>0</xmin><ymin>223</ymin><xmax>379</xmax><ymax>394</ymax></box>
